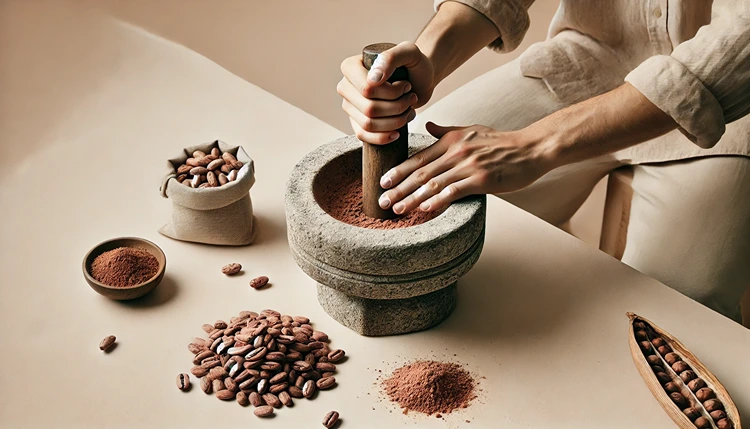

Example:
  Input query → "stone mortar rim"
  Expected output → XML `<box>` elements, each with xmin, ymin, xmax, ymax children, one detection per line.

<box><xmin>286</xmin><ymin>134</ymin><xmax>484</xmax><ymax>249</ymax></box>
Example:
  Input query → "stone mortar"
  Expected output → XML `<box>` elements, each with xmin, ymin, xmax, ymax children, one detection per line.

<box><xmin>286</xmin><ymin>134</ymin><xmax>486</xmax><ymax>336</ymax></box>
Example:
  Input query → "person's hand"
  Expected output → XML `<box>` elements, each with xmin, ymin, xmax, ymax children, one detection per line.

<box><xmin>378</xmin><ymin>122</ymin><xmax>557</xmax><ymax>214</ymax></box>
<box><xmin>337</xmin><ymin>42</ymin><xmax>435</xmax><ymax>145</ymax></box>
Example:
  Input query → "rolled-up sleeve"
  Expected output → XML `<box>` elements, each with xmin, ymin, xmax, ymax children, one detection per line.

<box><xmin>625</xmin><ymin>4</ymin><xmax>750</xmax><ymax>149</ymax></box>
<box><xmin>434</xmin><ymin>0</ymin><xmax>535</xmax><ymax>53</ymax></box>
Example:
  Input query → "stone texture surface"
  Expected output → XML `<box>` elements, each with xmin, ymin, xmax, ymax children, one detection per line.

<box><xmin>286</xmin><ymin>134</ymin><xmax>486</xmax><ymax>277</ymax></box>
<box><xmin>286</xmin><ymin>133</ymin><xmax>486</xmax><ymax>335</ymax></box>
<box><xmin>317</xmin><ymin>282</ymin><xmax>457</xmax><ymax>336</ymax></box>
<box><xmin>290</xmin><ymin>230</ymin><xmax>484</xmax><ymax>299</ymax></box>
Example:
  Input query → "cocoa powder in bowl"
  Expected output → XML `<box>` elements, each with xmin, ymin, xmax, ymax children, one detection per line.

<box><xmin>382</xmin><ymin>360</ymin><xmax>477</xmax><ymax>415</ymax></box>
<box><xmin>91</xmin><ymin>247</ymin><xmax>159</xmax><ymax>287</ymax></box>
<box><xmin>314</xmin><ymin>150</ymin><xmax>444</xmax><ymax>229</ymax></box>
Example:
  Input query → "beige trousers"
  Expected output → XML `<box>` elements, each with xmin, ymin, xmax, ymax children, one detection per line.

<box><xmin>412</xmin><ymin>59</ymin><xmax>750</xmax><ymax>323</ymax></box>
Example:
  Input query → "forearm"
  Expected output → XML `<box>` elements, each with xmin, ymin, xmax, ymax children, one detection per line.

<box><xmin>527</xmin><ymin>83</ymin><xmax>678</xmax><ymax>168</ymax></box>
<box><xmin>416</xmin><ymin>2</ymin><xmax>500</xmax><ymax>85</ymax></box>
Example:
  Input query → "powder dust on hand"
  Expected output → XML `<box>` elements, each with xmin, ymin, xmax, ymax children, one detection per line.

<box><xmin>91</xmin><ymin>247</ymin><xmax>159</xmax><ymax>287</ymax></box>
<box><xmin>382</xmin><ymin>360</ymin><xmax>477</xmax><ymax>416</ymax></box>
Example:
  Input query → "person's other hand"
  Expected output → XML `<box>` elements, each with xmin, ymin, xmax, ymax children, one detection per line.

<box><xmin>337</xmin><ymin>42</ymin><xmax>434</xmax><ymax>145</ymax></box>
<box><xmin>378</xmin><ymin>122</ymin><xmax>556</xmax><ymax>214</ymax></box>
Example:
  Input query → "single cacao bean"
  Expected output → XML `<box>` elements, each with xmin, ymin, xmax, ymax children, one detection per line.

<box><xmin>257</xmin><ymin>378</ymin><xmax>269</xmax><ymax>394</ymax></box>
<box><xmin>328</xmin><ymin>349</ymin><xmax>345</xmax><ymax>363</ymax></box>
<box><xmin>99</xmin><ymin>335</ymin><xmax>116</xmax><ymax>351</ymax></box>
<box><xmin>227</xmin><ymin>344</ymin><xmax>253</xmax><ymax>356</ymax></box>
<box><xmin>288</xmin><ymin>385</ymin><xmax>304</xmax><ymax>398</ymax></box>
<box><xmin>262</xmin><ymin>393</ymin><xmax>282</xmax><ymax>408</ymax></box>
<box><xmin>254</xmin><ymin>405</ymin><xmax>274</xmax><ymax>417</ymax></box>
<box><xmin>265</xmin><ymin>352</ymin><xmax>285</xmax><ymax>361</ymax></box>
<box><xmin>261</xmin><ymin>361</ymin><xmax>282</xmax><ymax>371</ymax></box>
<box><xmin>193</xmin><ymin>350</ymin><xmax>214</xmax><ymax>365</ymax></box>
<box><xmin>176</xmin><ymin>373</ymin><xmax>190</xmax><ymax>391</ymax></box>
<box><xmin>222</xmin><ymin>152</ymin><xmax>237</xmax><ymax>164</ymax></box>
<box><xmin>303</xmin><ymin>379</ymin><xmax>316</xmax><ymax>398</ymax></box>
<box><xmin>270</xmin><ymin>372</ymin><xmax>287</xmax><ymax>384</ymax></box>
<box><xmin>212</xmin><ymin>378</ymin><xmax>225</xmax><ymax>393</ymax></box>
<box><xmin>190</xmin><ymin>166</ymin><xmax>208</xmax><ymax>176</ymax></box>
<box><xmin>237</xmin><ymin>391</ymin><xmax>249</xmax><ymax>406</ymax></box>
<box><xmin>250</xmin><ymin>276</ymin><xmax>269</xmax><ymax>289</ymax></box>
<box><xmin>316</xmin><ymin>362</ymin><xmax>336</xmax><ymax>372</ymax></box>
<box><xmin>200</xmin><ymin>376</ymin><xmax>212</xmax><ymax>394</ymax></box>
<box><xmin>312</xmin><ymin>331</ymin><xmax>328</xmax><ymax>342</ymax></box>
<box><xmin>218</xmin><ymin>173</ymin><xmax>229</xmax><ymax>185</ymax></box>
<box><xmin>317</xmin><ymin>376</ymin><xmax>336</xmax><ymax>390</ymax></box>
<box><xmin>191</xmin><ymin>366</ymin><xmax>209</xmax><ymax>378</ymax></box>
<box><xmin>207</xmin><ymin>158</ymin><xmax>225</xmax><ymax>171</ymax></box>
<box><xmin>269</xmin><ymin>382</ymin><xmax>288</xmax><ymax>394</ymax></box>
<box><xmin>249</xmin><ymin>391</ymin><xmax>263</xmax><ymax>407</ymax></box>
<box><xmin>207</xmin><ymin>367</ymin><xmax>227</xmax><ymax>381</ymax></box>
<box><xmin>207</xmin><ymin>171</ymin><xmax>218</xmax><ymax>187</ymax></box>
<box><xmin>293</xmin><ymin>361</ymin><xmax>312</xmax><ymax>372</ymax></box>
<box><xmin>246</xmin><ymin>346</ymin><xmax>268</xmax><ymax>361</ymax></box>
<box><xmin>216</xmin><ymin>389</ymin><xmax>236</xmax><ymax>401</ymax></box>
<box><xmin>323</xmin><ymin>411</ymin><xmax>339</xmax><ymax>428</ymax></box>
<box><xmin>224</xmin><ymin>377</ymin><xmax>238</xmax><ymax>392</ymax></box>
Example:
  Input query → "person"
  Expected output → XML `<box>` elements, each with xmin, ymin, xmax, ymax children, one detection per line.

<box><xmin>336</xmin><ymin>0</ymin><xmax>750</xmax><ymax>322</ymax></box>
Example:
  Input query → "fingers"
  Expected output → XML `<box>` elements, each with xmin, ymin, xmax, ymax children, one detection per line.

<box><xmin>379</xmin><ymin>150</ymin><xmax>457</xmax><ymax>212</ymax></box>
<box><xmin>419</xmin><ymin>177</ymin><xmax>478</xmax><ymax>212</ymax></box>
<box><xmin>340</xmin><ymin>56</ymin><xmax>411</xmax><ymax>100</ymax></box>
<box><xmin>344</xmin><ymin>86</ymin><xmax>418</xmax><ymax>118</ymax></box>
<box><xmin>381</xmin><ymin>125</ymin><xmax>469</xmax><ymax>189</ymax></box>
<box><xmin>343</xmin><ymin>99</ymin><xmax>416</xmax><ymax>134</ymax></box>
<box><xmin>425</xmin><ymin>121</ymin><xmax>463</xmax><ymax>138</ymax></box>
<box><xmin>348</xmin><ymin>118</ymin><xmax>400</xmax><ymax>145</ymax></box>
<box><xmin>366</xmin><ymin>42</ymin><xmax>425</xmax><ymax>86</ymax></box>
<box><xmin>389</xmin><ymin>167</ymin><xmax>466</xmax><ymax>215</ymax></box>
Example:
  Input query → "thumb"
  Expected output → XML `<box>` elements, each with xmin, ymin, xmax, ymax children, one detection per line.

<box><xmin>425</xmin><ymin>121</ymin><xmax>465</xmax><ymax>139</ymax></box>
<box><xmin>367</xmin><ymin>41</ymin><xmax>425</xmax><ymax>86</ymax></box>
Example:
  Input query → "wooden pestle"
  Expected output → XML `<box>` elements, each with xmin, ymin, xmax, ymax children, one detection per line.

<box><xmin>361</xmin><ymin>43</ymin><xmax>409</xmax><ymax>219</ymax></box>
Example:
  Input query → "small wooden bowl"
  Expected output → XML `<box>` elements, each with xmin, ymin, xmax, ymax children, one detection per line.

<box><xmin>82</xmin><ymin>237</ymin><xmax>166</xmax><ymax>300</ymax></box>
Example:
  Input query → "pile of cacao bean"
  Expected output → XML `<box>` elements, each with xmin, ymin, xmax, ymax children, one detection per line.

<box><xmin>175</xmin><ymin>147</ymin><xmax>245</xmax><ymax>188</ymax></box>
<box><xmin>182</xmin><ymin>309</ymin><xmax>345</xmax><ymax>419</ymax></box>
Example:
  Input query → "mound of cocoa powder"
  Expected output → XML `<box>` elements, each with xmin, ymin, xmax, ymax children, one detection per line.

<box><xmin>382</xmin><ymin>360</ymin><xmax>477</xmax><ymax>415</ymax></box>
<box><xmin>91</xmin><ymin>247</ymin><xmax>159</xmax><ymax>287</ymax></box>
<box><xmin>323</xmin><ymin>178</ymin><xmax>443</xmax><ymax>230</ymax></box>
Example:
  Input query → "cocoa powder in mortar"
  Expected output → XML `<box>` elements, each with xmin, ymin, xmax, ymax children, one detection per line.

<box><xmin>91</xmin><ymin>247</ymin><xmax>159</xmax><ymax>287</ymax></box>
<box><xmin>382</xmin><ymin>360</ymin><xmax>477</xmax><ymax>415</ymax></box>
<box><xmin>322</xmin><ymin>178</ymin><xmax>442</xmax><ymax>229</ymax></box>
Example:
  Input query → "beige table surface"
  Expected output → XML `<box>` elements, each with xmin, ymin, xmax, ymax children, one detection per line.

<box><xmin>1</xmin><ymin>2</ymin><xmax>748</xmax><ymax>428</ymax></box>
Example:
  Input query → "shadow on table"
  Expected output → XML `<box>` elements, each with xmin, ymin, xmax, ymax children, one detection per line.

<box><xmin>117</xmin><ymin>273</ymin><xmax>179</xmax><ymax>308</ymax></box>
<box><xmin>433</xmin><ymin>242</ymin><xmax>606</xmax><ymax>343</ymax></box>
<box><xmin>250</xmin><ymin>212</ymin><xmax>287</xmax><ymax>247</ymax></box>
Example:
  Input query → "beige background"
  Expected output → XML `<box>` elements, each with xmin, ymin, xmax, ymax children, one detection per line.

<box><xmin>83</xmin><ymin>0</ymin><xmax>604</xmax><ymax>244</ymax></box>
<box><xmin>1</xmin><ymin>1</ymin><xmax>747</xmax><ymax>428</ymax></box>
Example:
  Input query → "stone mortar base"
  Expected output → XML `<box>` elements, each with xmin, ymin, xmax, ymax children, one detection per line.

<box><xmin>317</xmin><ymin>282</ymin><xmax>457</xmax><ymax>336</ymax></box>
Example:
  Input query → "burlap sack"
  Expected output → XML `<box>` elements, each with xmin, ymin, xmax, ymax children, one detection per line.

<box><xmin>159</xmin><ymin>140</ymin><xmax>256</xmax><ymax>246</ymax></box>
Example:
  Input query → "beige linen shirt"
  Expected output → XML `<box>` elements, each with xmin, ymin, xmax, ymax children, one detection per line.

<box><xmin>435</xmin><ymin>0</ymin><xmax>750</xmax><ymax>163</ymax></box>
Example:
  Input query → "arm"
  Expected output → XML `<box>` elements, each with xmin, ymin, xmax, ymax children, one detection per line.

<box><xmin>379</xmin><ymin>3</ymin><xmax>750</xmax><ymax>214</ymax></box>
<box><xmin>337</xmin><ymin>2</ymin><xmax>505</xmax><ymax>145</ymax></box>
<box><xmin>377</xmin><ymin>83</ymin><xmax>676</xmax><ymax>214</ymax></box>
<box><xmin>415</xmin><ymin>2</ymin><xmax>500</xmax><ymax>86</ymax></box>
<box><xmin>625</xmin><ymin>3</ymin><xmax>750</xmax><ymax>148</ymax></box>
